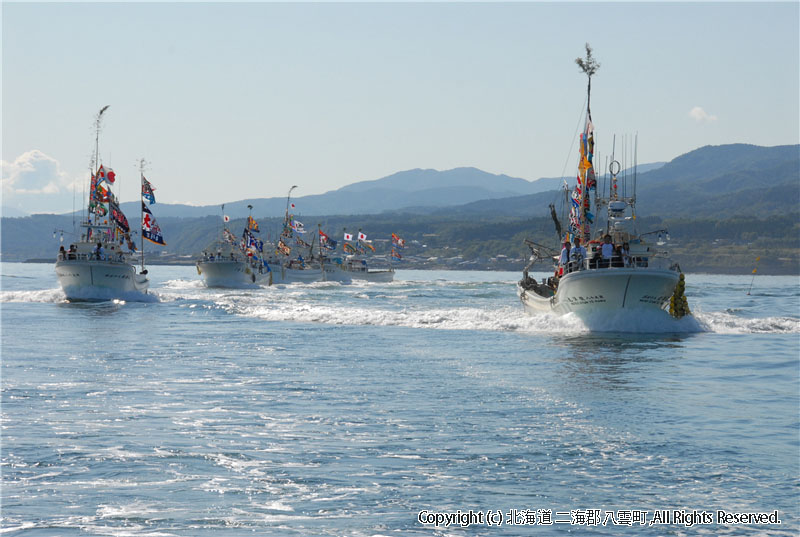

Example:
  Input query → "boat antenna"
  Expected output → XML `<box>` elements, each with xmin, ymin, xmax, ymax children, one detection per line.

<box><xmin>575</xmin><ymin>43</ymin><xmax>600</xmax><ymax>243</ymax></box>
<box><xmin>93</xmin><ymin>105</ymin><xmax>109</xmax><ymax>172</ymax></box>
<box><xmin>285</xmin><ymin>185</ymin><xmax>297</xmax><ymax>221</ymax></box>
<box><xmin>575</xmin><ymin>43</ymin><xmax>599</xmax><ymax>123</ymax></box>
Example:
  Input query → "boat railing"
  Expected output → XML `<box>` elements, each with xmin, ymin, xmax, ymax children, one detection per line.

<box><xmin>563</xmin><ymin>251</ymin><xmax>674</xmax><ymax>274</ymax></box>
<box><xmin>58</xmin><ymin>252</ymin><xmax>129</xmax><ymax>263</ymax></box>
<box><xmin>200</xmin><ymin>254</ymin><xmax>240</xmax><ymax>263</ymax></box>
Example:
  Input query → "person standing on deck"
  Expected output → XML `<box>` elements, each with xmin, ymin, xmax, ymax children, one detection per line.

<box><xmin>601</xmin><ymin>235</ymin><xmax>614</xmax><ymax>268</ymax></box>
<box><xmin>570</xmin><ymin>237</ymin><xmax>587</xmax><ymax>270</ymax></box>
<box><xmin>558</xmin><ymin>241</ymin><xmax>571</xmax><ymax>275</ymax></box>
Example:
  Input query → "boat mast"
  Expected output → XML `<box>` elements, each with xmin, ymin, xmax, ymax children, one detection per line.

<box><xmin>221</xmin><ymin>203</ymin><xmax>225</xmax><ymax>243</ymax></box>
<box><xmin>140</xmin><ymin>158</ymin><xmax>146</xmax><ymax>271</ymax></box>
<box><xmin>247</xmin><ymin>204</ymin><xmax>253</xmax><ymax>262</ymax></box>
<box><xmin>575</xmin><ymin>44</ymin><xmax>599</xmax><ymax>244</ymax></box>
<box><xmin>317</xmin><ymin>224</ymin><xmax>324</xmax><ymax>270</ymax></box>
<box><xmin>285</xmin><ymin>185</ymin><xmax>297</xmax><ymax>223</ymax></box>
<box><xmin>93</xmin><ymin>106</ymin><xmax>109</xmax><ymax>182</ymax></box>
<box><xmin>87</xmin><ymin>106</ymin><xmax>110</xmax><ymax>231</ymax></box>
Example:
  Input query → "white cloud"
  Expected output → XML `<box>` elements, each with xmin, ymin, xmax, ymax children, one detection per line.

<box><xmin>688</xmin><ymin>106</ymin><xmax>717</xmax><ymax>123</ymax></box>
<box><xmin>1</xmin><ymin>150</ymin><xmax>82</xmax><ymax>214</ymax></box>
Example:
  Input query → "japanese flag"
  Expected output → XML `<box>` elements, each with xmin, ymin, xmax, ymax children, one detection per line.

<box><xmin>224</xmin><ymin>215</ymin><xmax>230</xmax><ymax>222</ymax></box>
<box><xmin>358</xmin><ymin>232</ymin><xmax>367</xmax><ymax>241</ymax></box>
<box><xmin>344</xmin><ymin>233</ymin><xmax>353</xmax><ymax>241</ymax></box>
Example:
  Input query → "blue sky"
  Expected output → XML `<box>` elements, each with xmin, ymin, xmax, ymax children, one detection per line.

<box><xmin>2</xmin><ymin>2</ymin><xmax>798</xmax><ymax>215</ymax></box>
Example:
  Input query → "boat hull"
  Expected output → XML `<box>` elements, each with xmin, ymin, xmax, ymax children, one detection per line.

<box><xmin>270</xmin><ymin>264</ymin><xmax>326</xmax><ymax>284</ymax></box>
<box><xmin>55</xmin><ymin>259</ymin><xmax>149</xmax><ymax>301</ymax></box>
<box><xmin>519</xmin><ymin>267</ymin><xmax>679</xmax><ymax>317</ymax></box>
<box><xmin>346</xmin><ymin>269</ymin><xmax>395</xmax><ymax>283</ymax></box>
<box><xmin>197</xmin><ymin>260</ymin><xmax>271</xmax><ymax>288</ymax></box>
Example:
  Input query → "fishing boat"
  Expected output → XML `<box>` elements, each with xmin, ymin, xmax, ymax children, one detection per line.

<box><xmin>55</xmin><ymin>106</ymin><xmax>150</xmax><ymax>301</ymax></box>
<box><xmin>268</xmin><ymin>186</ymin><xmax>331</xmax><ymax>284</ymax></box>
<box><xmin>333</xmin><ymin>230</ymin><xmax>395</xmax><ymax>282</ymax></box>
<box><xmin>517</xmin><ymin>45</ymin><xmax>688</xmax><ymax>321</ymax></box>
<box><xmin>196</xmin><ymin>205</ymin><xmax>272</xmax><ymax>287</ymax></box>
<box><xmin>338</xmin><ymin>255</ymin><xmax>395</xmax><ymax>283</ymax></box>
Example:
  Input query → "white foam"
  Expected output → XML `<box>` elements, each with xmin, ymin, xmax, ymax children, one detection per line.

<box><xmin>0</xmin><ymin>522</ymin><xmax>37</xmax><ymax>534</ymax></box>
<box><xmin>696</xmin><ymin>310</ymin><xmax>800</xmax><ymax>334</ymax></box>
<box><xmin>229</xmin><ymin>297</ymin><xmax>711</xmax><ymax>334</ymax></box>
<box><xmin>0</xmin><ymin>288</ymin><xmax>65</xmax><ymax>303</ymax></box>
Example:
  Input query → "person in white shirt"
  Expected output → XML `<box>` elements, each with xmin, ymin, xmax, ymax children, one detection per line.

<box><xmin>570</xmin><ymin>236</ymin><xmax>588</xmax><ymax>270</ymax></box>
<box><xmin>601</xmin><ymin>235</ymin><xmax>614</xmax><ymax>268</ymax></box>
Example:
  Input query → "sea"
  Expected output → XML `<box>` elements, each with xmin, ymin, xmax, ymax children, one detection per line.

<box><xmin>1</xmin><ymin>262</ymin><xmax>798</xmax><ymax>536</ymax></box>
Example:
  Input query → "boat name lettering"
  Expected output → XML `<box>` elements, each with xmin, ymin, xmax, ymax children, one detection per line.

<box><xmin>565</xmin><ymin>295</ymin><xmax>606</xmax><ymax>304</ymax></box>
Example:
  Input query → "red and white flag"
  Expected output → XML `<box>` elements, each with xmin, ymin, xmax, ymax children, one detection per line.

<box><xmin>224</xmin><ymin>215</ymin><xmax>230</xmax><ymax>222</ymax></box>
<box><xmin>358</xmin><ymin>232</ymin><xmax>367</xmax><ymax>241</ymax></box>
<box><xmin>344</xmin><ymin>232</ymin><xmax>353</xmax><ymax>241</ymax></box>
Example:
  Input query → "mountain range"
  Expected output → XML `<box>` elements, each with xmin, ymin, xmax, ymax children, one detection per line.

<box><xmin>28</xmin><ymin>162</ymin><xmax>664</xmax><ymax>220</ymax></box>
<box><xmin>1</xmin><ymin>143</ymin><xmax>798</xmax><ymax>272</ymax></box>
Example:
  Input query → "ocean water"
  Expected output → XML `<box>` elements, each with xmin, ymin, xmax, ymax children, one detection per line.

<box><xmin>1</xmin><ymin>262</ymin><xmax>798</xmax><ymax>536</ymax></box>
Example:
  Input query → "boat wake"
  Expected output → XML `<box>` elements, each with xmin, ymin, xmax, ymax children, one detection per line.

<box><xmin>1</xmin><ymin>288</ymin><xmax>66</xmax><ymax>303</ymax></box>
<box><xmin>695</xmin><ymin>310</ymin><xmax>800</xmax><ymax>334</ymax></box>
<box><xmin>1</xmin><ymin>287</ymin><xmax>159</xmax><ymax>304</ymax></box>
<box><xmin>3</xmin><ymin>277</ymin><xmax>796</xmax><ymax>335</ymax></box>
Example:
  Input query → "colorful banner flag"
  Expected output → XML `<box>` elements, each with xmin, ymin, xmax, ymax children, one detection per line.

<box><xmin>89</xmin><ymin>201</ymin><xmax>107</xmax><ymax>216</ymax></box>
<box><xmin>94</xmin><ymin>182</ymin><xmax>110</xmax><ymax>203</ymax></box>
<box><xmin>319</xmin><ymin>230</ymin><xmax>337</xmax><ymax>251</ymax></box>
<box><xmin>109</xmin><ymin>200</ymin><xmax>130</xmax><ymax>232</ymax></box>
<box><xmin>142</xmin><ymin>202</ymin><xmax>166</xmax><ymax>245</ymax></box>
<box><xmin>391</xmin><ymin>248</ymin><xmax>402</xmax><ymax>260</ymax></box>
<box><xmin>391</xmin><ymin>233</ymin><xmax>405</xmax><ymax>248</ymax></box>
<box><xmin>277</xmin><ymin>239</ymin><xmax>291</xmax><ymax>256</ymax></box>
<box><xmin>247</xmin><ymin>215</ymin><xmax>260</xmax><ymax>232</ymax></box>
<box><xmin>142</xmin><ymin>176</ymin><xmax>156</xmax><ymax>204</ymax></box>
<box><xmin>343</xmin><ymin>243</ymin><xmax>356</xmax><ymax>254</ymax></box>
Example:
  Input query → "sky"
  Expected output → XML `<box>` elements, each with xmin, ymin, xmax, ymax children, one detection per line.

<box><xmin>2</xmin><ymin>1</ymin><xmax>799</xmax><ymax>215</ymax></box>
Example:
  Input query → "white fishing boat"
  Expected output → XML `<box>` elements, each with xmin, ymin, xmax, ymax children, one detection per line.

<box><xmin>268</xmin><ymin>187</ymin><xmax>333</xmax><ymax>284</ymax></box>
<box><xmin>337</xmin><ymin>255</ymin><xmax>395</xmax><ymax>283</ymax></box>
<box><xmin>518</xmin><ymin>45</ymin><xmax>688</xmax><ymax>321</ymax></box>
<box><xmin>271</xmin><ymin>263</ymin><xmax>327</xmax><ymax>284</ymax></box>
<box><xmin>197</xmin><ymin>206</ymin><xmax>272</xmax><ymax>287</ymax></box>
<box><xmin>329</xmin><ymin>230</ymin><xmax>396</xmax><ymax>283</ymax></box>
<box><xmin>197</xmin><ymin>256</ymin><xmax>272</xmax><ymax>287</ymax></box>
<box><xmin>55</xmin><ymin>106</ymin><xmax>150</xmax><ymax>301</ymax></box>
